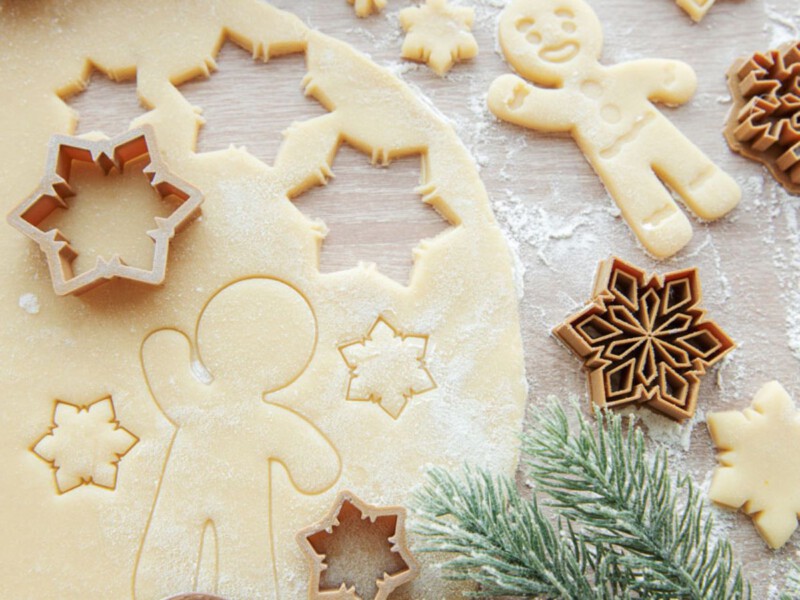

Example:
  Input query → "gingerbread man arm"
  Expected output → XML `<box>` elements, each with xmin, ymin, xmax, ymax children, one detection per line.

<box><xmin>261</xmin><ymin>402</ymin><xmax>341</xmax><ymax>494</ymax></box>
<box><xmin>488</xmin><ymin>74</ymin><xmax>574</xmax><ymax>132</ymax></box>
<box><xmin>141</xmin><ymin>328</ymin><xmax>209</xmax><ymax>426</ymax></box>
<box><xmin>612</xmin><ymin>59</ymin><xmax>697</xmax><ymax>106</ymax></box>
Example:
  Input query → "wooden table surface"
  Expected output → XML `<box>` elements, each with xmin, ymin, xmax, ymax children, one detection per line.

<box><xmin>67</xmin><ymin>0</ymin><xmax>800</xmax><ymax>595</ymax></box>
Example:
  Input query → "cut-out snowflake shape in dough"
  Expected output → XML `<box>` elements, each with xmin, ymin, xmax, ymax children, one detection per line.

<box><xmin>348</xmin><ymin>0</ymin><xmax>387</xmax><ymax>18</ymax></box>
<box><xmin>32</xmin><ymin>396</ymin><xmax>138</xmax><ymax>494</ymax></box>
<box><xmin>339</xmin><ymin>316</ymin><xmax>436</xmax><ymax>419</ymax></box>
<box><xmin>707</xmin><ymin>381</ymin><xmax>800</xmax><ymax>549</ymax></box>
<box><xmin>399</xmin><ymin>0</ymin><xmax>478</xmax><ymax>76</ymax></box>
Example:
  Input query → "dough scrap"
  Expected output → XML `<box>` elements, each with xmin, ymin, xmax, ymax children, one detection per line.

<box><xmin>0</xmin><ymin>1</ymin><xmax>526</xmax><ymax>598</ymax></box>
<box><xmin>348</xmin><ymin>0</ymin><xmax>387</xmax><ymax>18</ymax></box>
<box><xmin>676</xmin><ymin>0</ymin><xmax>716</xmax><ymax>22</ymax></box>
<box><xmin>707</xmin><ymin>381</ymin><xmax>800</xmax><ymax>549</ymax></box>
<box><xmin>399</xmin><ymin>0</ymin><xmax>478</xmax><ymax>76</ymax></box>
<box><xmin>488</xmin><ymin>0</ymin><xmax>740</xmax><ymax>258</ymax></box>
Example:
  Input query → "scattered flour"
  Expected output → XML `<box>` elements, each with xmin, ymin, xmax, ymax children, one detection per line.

<box><xmin>18</xmin><ymin>293</ymin><xmax>40</xmax><ymax>315</ymax></box>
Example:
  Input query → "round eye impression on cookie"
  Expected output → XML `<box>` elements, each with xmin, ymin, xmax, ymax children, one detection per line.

<box><xmin>499</xmin><ymin>0</ymin><xmax>603</xmax><ymax>87</ymax></box>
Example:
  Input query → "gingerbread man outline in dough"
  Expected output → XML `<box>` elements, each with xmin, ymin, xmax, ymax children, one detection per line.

<box><xmin>488</xmin><ymin>0</ymin><xmax>740</xmax><ymax>259</ymax></box>
<box><xmin>134</xmin><ymin>277</ymin><xmax>341</xmax><ymax>599</ymax></box>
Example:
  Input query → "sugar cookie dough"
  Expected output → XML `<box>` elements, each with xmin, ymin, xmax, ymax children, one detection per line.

<box><xmin>0</xmin><ymin>1</ymin><xmax>527</xmax><ymax>598</ymax></box>
<box><xmin>399</xmin><ymin>0</ymin><xmax>479</xmax><ymax>76</ymax></box>
<box><xmin>708</xmin><ymin>382</ymin><xmax>800</xmax><ymax>549</ymax></box>
<box><xmin>488</xmin><ymin>0</ymin><xmax>740</xmax><ymax>259</ymax></box>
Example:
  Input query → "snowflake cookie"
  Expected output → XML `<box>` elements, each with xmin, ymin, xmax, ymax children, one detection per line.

<box><xmin>676</xmin><ymin>0</ymin><xmax>716</xmax><ymax>22</ymax></box>
<box><xmin>339</xmin><ymin>316</ymin><xmax>436</xmax><ymax>419</ymax></box>
<box><xmin>708</xmin><ymin>381</ymin><xmax>800</xmax><ymax>549</ymax></box>
<box><xmin>32</xmin><ymin>397</ymin><xmax>138</xmax><ymax>494</ymax></box>
<box><xmin>348</xmin><ymin>0</ymin><xmax>387</xmax><ymax>18</ymax></box>
<box><xmin>399</xmin><ymin>0</ymin><xmax>478</xmax><ymax>76</ymax></box>
<box><xmin>554</xmin><ymin>257</ymin><xmax>735</xmax><ymax>421</ymax></box>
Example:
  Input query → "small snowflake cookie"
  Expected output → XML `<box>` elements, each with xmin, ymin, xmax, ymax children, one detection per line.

<box><xmin>399</xmin><ymin>0</ymin><xmax>478</xmax><ymax>76</ymax></box>
<box><xmin>348</xmin><ymin>0</ymin><xmax>387</xmax><ymax>18</ymax></box>
<box><xmin>707</xmin><ymin>381</ymin><xmax>800</xmax><ymax>549</ymax></box>
<box><xmin>676</xmin><ymin>0</ymin><xmax>716</xmax><ymax>22</ymax></box>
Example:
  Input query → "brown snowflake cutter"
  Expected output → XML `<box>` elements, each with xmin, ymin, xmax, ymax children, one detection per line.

<box><xmin>297</xmin><ymin>491</ymin><xmax>419</xmax><ymax>600</ymax></box>
<box><xmin>553</xmin><ymin>257</ymin><xmax>735</xmax><ymax>421</ymax></box>
<box><xmin>7</xmin><ymin>126</ymin><xmax>203</xmax><ymax>296</ymax></box>
<box><xmin>725</xmin><ymin>41</ymin><xmax>800</xmax><ymax>194</ymax></box>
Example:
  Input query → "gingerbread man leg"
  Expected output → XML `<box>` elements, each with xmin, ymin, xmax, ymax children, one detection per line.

<box><xmin>134</xmin><ymin>475</ymin><xmax>209</xmax><ymax>599</ymax></box>
<box><xmin>596</xmin><ymin>158</ymin><xmax>693</xmax><ymax>258</ymax></box>
<box><xmin>215</xmin><ymin>503</ymin><xmax>274</xmax><ymax>598</ymax></box>
<box><xmin>648</xmin><ymin>119</ymin><xmax>741</xmax><ymax>221</ymax></box>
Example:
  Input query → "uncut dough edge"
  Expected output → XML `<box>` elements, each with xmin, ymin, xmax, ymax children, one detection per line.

<box><xmin>0</xmin><ymin>1</ymin><xmax>528</xmax><ymax>599</ymax></box>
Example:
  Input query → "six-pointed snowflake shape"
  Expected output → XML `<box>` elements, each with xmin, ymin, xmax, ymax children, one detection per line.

<box><xmin>7</xmin><ymin>126</ymin><xmax>203</xmax><ymax>296</ymax></box>
<box><xmin>296</xmin><ymin>491</ymin><xmax>419</xmax><ymax>600</ymax></box>
<box><xmin>32</xmin><ymin>396</ymin><xmax>139</xmax><ymax>494</ymax></box>
<box><xmin>339</xmin><ymin>316</ymin><xmax>436</xmax><ymax>419</ymax></box>
<box><xmin>554</xmin><ymin>257</ymin><xmax>735</xmax><ymax>421</ymax></box>
<box><xmin>347</xmin><ymin>0</ymin><xmax>387</xmax><ymax>18</ymax></box>
<box><xmin>399</xmin><ymin>0</ymin><xmax>478</xmax><ymax>76</ymax></box>
<box><xmin>708</xmin><ymin>381</ymin><xmax>800</xmax><ymax>549</ymax></box>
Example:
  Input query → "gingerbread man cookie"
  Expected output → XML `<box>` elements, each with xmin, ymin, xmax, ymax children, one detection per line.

<box><xmin>136</xmin><ymin>278</ymin><xmax>341</xmax><ymax>599</ymax></box>
<box><xmin>488</xmin><ymin>0</ymin><xmax>740</xmax><ymax>258</ymax></box>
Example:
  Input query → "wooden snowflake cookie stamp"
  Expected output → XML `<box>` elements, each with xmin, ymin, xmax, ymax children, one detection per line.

<box><xmin>297</xmin><ymin>491</ymin><xmax>419</xmax><ymax>600</ymax></box>
<box><xmin>725</xmin><ymin>42</ymin><xmax>800</xmax><ymax>194</ymax></box>
<box><xmin>7</xmin><ymin>126</ymin><xmax>202</xmax><ymax>296</ymax></box>
<box><xmin>676</xmin><ymin>0</ymin><xmax>716</xmax><ymax>22</ymax></box>
<box><xmin>487</xmin><ymin>0</ymin><xmax>740</xmax><ymax>258</ymax></box>
<box><xmin>554</xmin><ymin>257</ymin><xmax>735</xmax><ymax>421</ymax></box>
<box><xmin>708</xmin><ymin>382</ymin><xmax>800</xmax><ymax>549</ymax></box>
<box><xmin>399</xmin><ymin>0</ymin><xmax>478</xmax><ymax>76</ymax></box>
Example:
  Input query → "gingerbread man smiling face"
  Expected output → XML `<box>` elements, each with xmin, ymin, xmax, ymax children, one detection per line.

<box><xmin>498</xmin><ymin>0</ymin><xmax>602</xmax><ymax>87</ymax></box>
<box><xmin>489</xmin><ymin>0</ymin><xmax>740</xmax><ymax>259</ymax></box>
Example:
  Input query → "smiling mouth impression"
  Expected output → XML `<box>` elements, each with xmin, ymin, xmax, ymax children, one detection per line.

<box><xmin>539</xmin><ymin>41</ymin><xmax>579</xmax><ymax>63</ymax></box>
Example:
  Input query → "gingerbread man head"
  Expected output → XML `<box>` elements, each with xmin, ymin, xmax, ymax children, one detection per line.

<box><xmin>499</xmin><ymin>0</ymin><xmax>603</xmax><ymax>87</ymax></box>
<box><xmin>196</xmin><ymin>277</ymin><xmax>317</xmax><ymax>395</ymax></box>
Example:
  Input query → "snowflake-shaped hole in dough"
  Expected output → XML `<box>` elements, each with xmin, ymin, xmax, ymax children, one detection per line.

<box><xmin>339</xmin><ymin>316</ymin><xmax>436</xmax><ymax>419</ymax></box>
<box><xmin>399</xmin><ymin>0</ymin><xmax>478</xmax><ymax>76</ymax></box>
<box><xmin>708</xmin><ymin>381</ymin><xmax>800</xmax><ymax>549</ymax></box>
<box><xmin>32</xmin><ymin>396</ymin><xmax>138</xmax><ymax>494</ymax></box>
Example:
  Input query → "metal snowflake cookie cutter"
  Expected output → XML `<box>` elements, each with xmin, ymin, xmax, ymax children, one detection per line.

<box><xmin>297</xmin><ymin>490</ymin><xmax>420</xmax><ymax>600</ymax></box>
<box><xmin>7</xmin><ymin>125</ymin><xmax>203</xmax><ymax>296</ymax></box>
<box><xmin>553</xmin><ymin>257</ymin><xmax>735</xmax><ymax>421</ymax></box>
<box><xmin>725</xmin><ymin>41</ymin><xmax>800</xmax><ymax>194</ymax></box>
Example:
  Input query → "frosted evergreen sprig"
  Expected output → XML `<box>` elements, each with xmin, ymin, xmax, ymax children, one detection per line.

<box><xmin>412</xmin><ymin>401</ymin><xmax>752</xmax><ymax>599</ymax></box>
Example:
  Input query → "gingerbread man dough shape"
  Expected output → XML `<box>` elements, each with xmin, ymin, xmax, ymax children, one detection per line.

<box><xmin>488</xmin><ymin>0</ymin><xmax>740</xmax><ymax>258</ymax></box>
<box><xmin>135</xmin><ymin>278</ymin><xmax>341</xmax><ymax>599</ymax></box>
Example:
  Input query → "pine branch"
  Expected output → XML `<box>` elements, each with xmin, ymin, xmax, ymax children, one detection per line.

<box><xmin>524</xmin><ymin>403</ymin><xmax>750</xmax><ymax>600</ymax></box>
<box><xmin>412</xmin><ymin>465</ymin><xmax>629</xmax><ymax>599</ymax></box>
<box><xmin>779</xmin><ymin>562</ymin><xmax>800</xmax><ymax>600</ymax></box>
<box><xmin>411</xmin><ymin>399</ymin><xmax>754</xmax><ymax>599</ymax></box>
